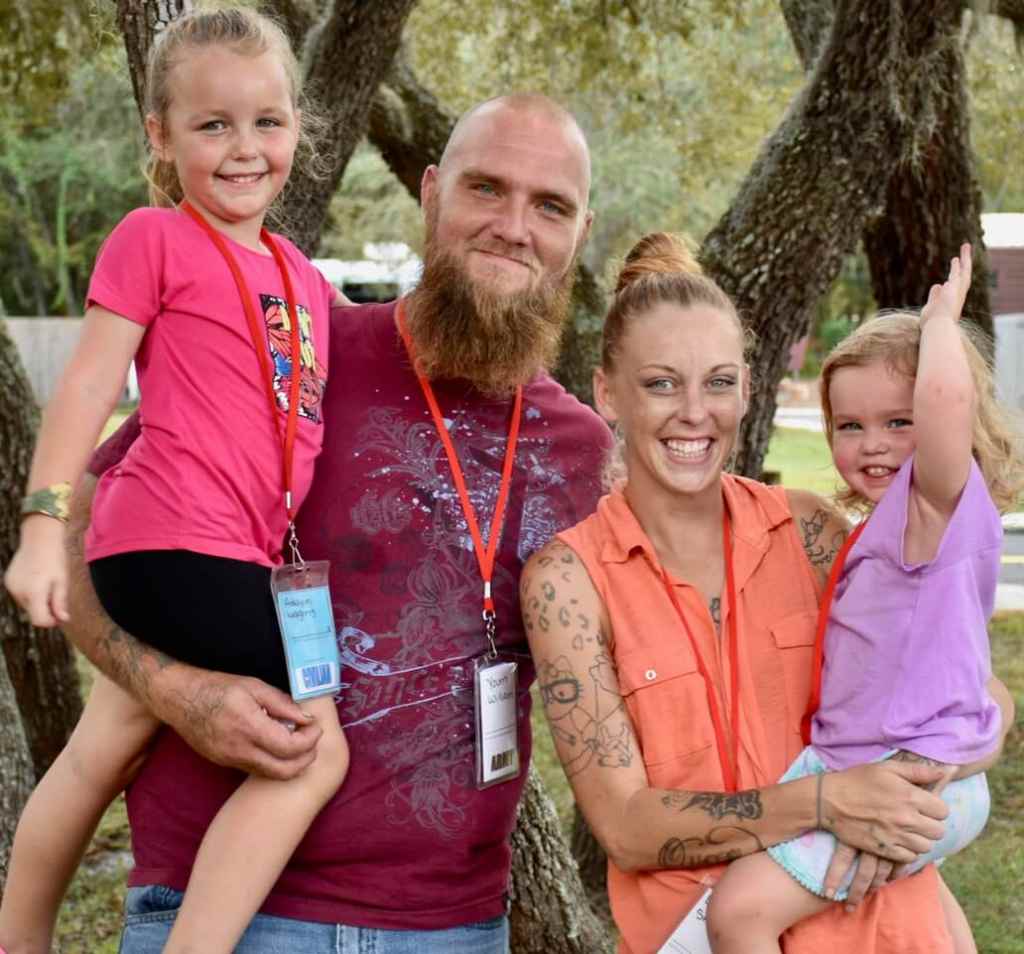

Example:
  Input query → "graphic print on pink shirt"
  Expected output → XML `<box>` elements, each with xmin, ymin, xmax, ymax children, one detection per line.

<box><xmin>262</xmin><ymin>293</ymin><xmax>326</xmax><ymax>424</ymax></box>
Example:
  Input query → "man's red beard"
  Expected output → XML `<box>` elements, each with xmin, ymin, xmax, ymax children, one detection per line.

<box><xmin>405</xmin><ymin>209</ymin><xmax>576</xmax><ymax>397</ymax></box>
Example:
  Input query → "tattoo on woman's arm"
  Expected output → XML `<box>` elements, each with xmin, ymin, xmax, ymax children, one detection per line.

<box><xmin>799</xmin><ymin>508</ymin><xmax>847</xmax><ymax>568</ymax></box>
<box><xmin>536</xmin><ymin>650</ymin><xmax>632</xmax><ymax>777</ymax></box>
<box><xmin>657</xmin><ymin>826</ymin><xmax>765</xmax><ymax>868</ymax></box>
<box><xmin>660</xmin><ymin>789</ymin><xmax>763</xmax><ymax>820</ymax></box>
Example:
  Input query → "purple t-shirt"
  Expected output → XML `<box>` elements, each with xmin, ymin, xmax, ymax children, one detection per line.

<box><xmin>813</xmin><ymin>455</ymin><xmax>1002</xmax><ymax>768</ymax></box>
<box><xmin>91</xmin><ymin>301</ymin><xmax>611</xmax><ymax>929</ymax></box>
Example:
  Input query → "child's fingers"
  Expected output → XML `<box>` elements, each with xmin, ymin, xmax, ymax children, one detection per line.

<box><xmin>959</xmin><ymin>242</ymin><xmax>972</xmax><ymax>292</ymax></box>
<box><xmin>52</xmin><ymin>573</ymin><xmax>71</xmax><ymax>623</ymax></box>
<box><xmin>26</xmin><ymin>585</ymin><xmax>58</xmax><ymax>629</ymax></box>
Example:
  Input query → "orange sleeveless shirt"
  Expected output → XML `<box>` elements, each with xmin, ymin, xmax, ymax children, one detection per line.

<box><xmin>558</xmin><ymin>476</ymin><xmax>953</xmax><ymax>954</ymax></box>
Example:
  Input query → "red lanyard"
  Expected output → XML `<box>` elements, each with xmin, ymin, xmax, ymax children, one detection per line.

<box><xmin>800</xmin><ymin>520</ymin><xmax>866</xmax><ymax>744</ymax></box>
<box><xmin>660</xmin><ymin>508</ymin><xmax>742</xmax><ymax>792</ymax></box>
<box><xmin>395</xmin><ymin>300</ymin><xmax>523</xmax><ymax>650</ymax></box>
<box><xmin>181</xmin><ymin>202</ymin><xmax>302</xmax><ymax>523</ymax></box>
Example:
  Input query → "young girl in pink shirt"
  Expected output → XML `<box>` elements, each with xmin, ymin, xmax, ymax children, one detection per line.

<box><xmin>1</xmin><ymin>10</ymin><xmax>347</xmax><ymax>954</ymax></box>
<box><xmin>706</xmin><ymin>246</ymin><xmax>1021</xmax><ymax>953</ymax></box>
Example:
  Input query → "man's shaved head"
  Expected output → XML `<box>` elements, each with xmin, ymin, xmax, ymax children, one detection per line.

<box><xmin>439</xmin><ymin>93</ymin><xmax>592</xmax><ymax>198</ymax></box>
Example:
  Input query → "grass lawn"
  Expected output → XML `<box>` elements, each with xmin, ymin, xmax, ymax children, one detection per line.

<box><xmin>51</xmin><ymin>425</ymin><xmax>1022</xmax><ymax>951</ymax></box>
<box><xmin>763</xmin><ymin>425</ymin><xmax>841</xmax><ymax>496</ymax></box>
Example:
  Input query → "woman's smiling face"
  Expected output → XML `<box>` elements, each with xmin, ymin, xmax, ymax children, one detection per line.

<box><xmin>595</xmin><ymin>300</ymin><xmax>748</xmax><ymax>502</ymax></box>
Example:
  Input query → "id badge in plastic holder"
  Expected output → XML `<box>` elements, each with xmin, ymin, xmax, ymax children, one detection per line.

<box><xmin>474</xmin><ymin>656</ymin><xmax>521</xmax><ymax>788</ymax></box>
<box><xmin>270</xmin><ymin>560</ymin><xmax>342</xmax><ymax>702</ymax></box>
<box><xmin>656</xmin><ymin>887</ymin><xmax>712</xmax><ymax>954</ymax></box>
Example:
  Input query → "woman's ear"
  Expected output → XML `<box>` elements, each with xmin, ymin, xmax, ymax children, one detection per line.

<box><xmin>593</xmin><ymin>367</ymin><xmax>618</xmax><ymax>426</ymax></box>
<box><xmin>741</xmin><ymin>366</ymin><xmax>751</xmax><ymax>416</ymax></box>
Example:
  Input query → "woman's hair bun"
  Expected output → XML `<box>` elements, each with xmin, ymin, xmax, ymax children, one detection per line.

<box><xmin>615</xmin><ymin>232</ymin><xmax>702</xmax><ymax>294</ymax></box>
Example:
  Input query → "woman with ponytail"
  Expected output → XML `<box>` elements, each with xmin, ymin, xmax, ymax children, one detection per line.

<box><xmin>520</xmin><ymin>233</ymin><xmax>1011</xmax><ymax>954</ymax></box>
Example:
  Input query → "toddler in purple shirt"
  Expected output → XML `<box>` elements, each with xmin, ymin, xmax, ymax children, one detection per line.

<box><xmin>706</xmin><ymin>245</ymin><xmax>1022</xmax><ymax>954</ymax></box>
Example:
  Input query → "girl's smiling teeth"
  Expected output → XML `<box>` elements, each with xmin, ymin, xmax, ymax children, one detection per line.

<box><xmin>863</xmin><ymin>465</ymin><xmax>895</xmax><ymax>477</ymax></box>
<box><xmin>220</xmin><ymin>172</ymin><xmax>265</xmax><ymax>184</ymax></box>
<box><xmin>664</xmin><ymin>437</ymin><xmax>712</xmax><ymax>460</ymax></box>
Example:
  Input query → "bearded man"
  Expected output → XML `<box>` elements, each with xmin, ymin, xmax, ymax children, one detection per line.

<box><xmin>63</xmin><ymin>94</ymin><xmax>611</xmax><ymax>953</ymax></box>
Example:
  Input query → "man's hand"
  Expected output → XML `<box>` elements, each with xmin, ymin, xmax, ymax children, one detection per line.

<box><xmin>148</xmin><ymin>664</ymin><xmax>323</xmax><ymax>779</ymax></box>
<box><xmin>823</xmin><ymin>760</ymin><xmax>948</xmax><ymax>864</ymax></box>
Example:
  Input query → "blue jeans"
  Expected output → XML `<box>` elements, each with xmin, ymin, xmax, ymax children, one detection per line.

<box><xmin>119</xmin><ymin>886</ymin><xmax>510</xmax><ymax>954</ymax></box>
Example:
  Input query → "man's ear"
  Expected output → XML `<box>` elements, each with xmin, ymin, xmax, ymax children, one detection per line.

<box><xmin>579</xmin><ymin>208</ymin><xmax>595</xmax><ymax>248</ymax></box>
<box><xmin>145</xmin><ymin>113</ymin><xmax>169</xmax><ymax>160</ymax></box>
<box><xmin>593</xmin><ymin>366</ymin><xmax>618</xmax><ymax>426</ymax></box>
<box><xmin>420</xmin><ymin>164</ymin><xmax>439</xmax><ymax>208</ymax></box>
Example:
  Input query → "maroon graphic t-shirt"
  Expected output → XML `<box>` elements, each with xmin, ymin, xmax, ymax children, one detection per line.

<box><xmin>91</xmin><ymin>301</ymin><xmax>610</xmax><ymax>929</ymax></box>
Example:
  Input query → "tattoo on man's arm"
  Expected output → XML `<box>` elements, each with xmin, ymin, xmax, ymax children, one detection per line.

<box><xmin>660</xmin><ymin>789</ymin><xmax>764</xmax><ymax>821</ymax></box>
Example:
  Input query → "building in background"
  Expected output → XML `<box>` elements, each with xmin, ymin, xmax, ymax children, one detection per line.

<box><xmin>984</xmin><ymin>213</ymin><xmax>1024</xmax><ymax>414</ymax></box>
<box><xmin>313</xmin><ymin>243</ymin><xmax>421</xmax><ymax>303</ymax></box>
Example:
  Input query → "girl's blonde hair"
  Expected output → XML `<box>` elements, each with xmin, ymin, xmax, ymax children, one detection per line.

<box><xmin>144</xmin><ymin>7</ymin><xmax>326</xmax><ymax>213</ymax></box>
<box><xmin>820</xmin><ymin>312</ymin><xmax>1024</xmax><ymax>513</ymax></box>
<box><xmin>600</xmin><ymin>232</ymin><xmax>754</xmax><ymax>488</ymax></box>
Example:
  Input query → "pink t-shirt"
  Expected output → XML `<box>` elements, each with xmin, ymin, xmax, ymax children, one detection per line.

<box><xmin>85</xmin><ymin>207</ymin><xmax>333</xmax><ymax>567</ymax></box>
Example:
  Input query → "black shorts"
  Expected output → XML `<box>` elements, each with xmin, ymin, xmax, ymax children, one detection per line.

<box><xmin>89</xmin><ymin>550</ymin><xmax>289</xmax><ymax>693</ymax></box>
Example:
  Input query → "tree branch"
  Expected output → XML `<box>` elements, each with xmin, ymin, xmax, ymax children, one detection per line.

<box><xmin>702</xmin><ymin>0</ymin><xmax>967</xmax><ymax>477</ymax></box>
<box><xmin>367</xmin><ymin>46</ymin><xmax>455</xmax><ymax>198</ymax></box>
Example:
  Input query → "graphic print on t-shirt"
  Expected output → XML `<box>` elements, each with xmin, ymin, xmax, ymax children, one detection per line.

<box><xmin>332</xmin><ymin>402</ymin><xmax>583</xmax><ymax>836</ymax></box>
<box><xmin>261</xmin><ymin>293</ymin><xmax>326</xmax><ymax>424</ymax></box>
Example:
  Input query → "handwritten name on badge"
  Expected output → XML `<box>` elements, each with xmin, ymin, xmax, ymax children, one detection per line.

<box><xmin>281</xmin><ymin>592</ymin><xmax>317</xmax><ymax>622</ymax></box>
<box><xmin>485</xmin><ymin>670</ymin><xmax>514</xmax><ymax>705</ymax></box>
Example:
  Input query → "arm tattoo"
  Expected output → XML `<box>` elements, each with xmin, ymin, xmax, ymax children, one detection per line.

<box><xmin>537</xmin><ymin>651</ymin><xmax>631</xmax><ymax>777</ymax></box>
<box><xmin>660</xmin><ymin>789</ymin><xmax>763</xmax><ymax>821</ymax></box>
<box><xmin>67</xmin><ymin>488</ymin><xmax>178</xmax><ymax>710</ymax></box>
<box><xmin>799</xmin><ymin>508</ymin><xmax>847</xmax><ymax>568</ymax></box>
<box><xmin>657</xmin><ymin>826</ymin><xmax>765</xmax><ymax>868</ymax></box>
<box><xmin>525</xmin><ymin>547</ymin><xmax>632</xmax><ymax>779</ymax></box>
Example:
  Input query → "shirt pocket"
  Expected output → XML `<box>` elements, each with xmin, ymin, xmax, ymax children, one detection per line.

<box><xmin>769</xmin><ymin>611</ymin><xmax>817</xmax><ymax>724</ymax></box>
<box><xmin>616</xmin><ymin>644</ymin><xmax>716</xmax><ymax>784</ymax></box>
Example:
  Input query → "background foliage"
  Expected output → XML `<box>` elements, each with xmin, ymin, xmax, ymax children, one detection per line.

<box><xmin>4</xmin><ymin>0</ymin><xmax>1020</xmax><ymax>346</ymax></box>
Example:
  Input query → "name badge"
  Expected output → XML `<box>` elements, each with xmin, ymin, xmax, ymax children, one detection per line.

<box><xmin>270</xmin><ymin>560</ymin><xmax>342</xmax><ymax>702</ymax></box>
<box><xmin>474</xmin><ymin>657</ymin><xmax>520</xmax><ymax>788</ymax></box>
<box><xmin>657</xmin><ymin>887</ymin><xmax>712</xmax><ymax>954</ymax></box>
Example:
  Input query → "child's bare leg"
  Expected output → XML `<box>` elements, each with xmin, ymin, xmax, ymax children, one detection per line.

<box><xmin>937</xmin><ymin>875</ymin><xmax>977</xmax><ymax>954</ymax></box>
<box><xmin>0</xmin><ymin>674</ymin><xmax>157</xmax><ymax>954</ymax></box>
<box><xmin>707</xmin><ymin>851</ymin><xmax>830</xmax><ymax>954</ymax></box>
<box><xmin>163</xmin><ymin>694</ymin><xmax>348</xmax><ymax>954</ymax></box>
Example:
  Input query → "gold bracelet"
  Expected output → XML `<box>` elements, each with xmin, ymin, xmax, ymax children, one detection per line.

<box><xmin>21</xmin><ymin>482</ymin><xmax>73</xmax><ymax>523</ymax></box>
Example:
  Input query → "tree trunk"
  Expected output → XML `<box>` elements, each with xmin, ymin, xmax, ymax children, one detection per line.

<box><xmin>116</xmin><ymin>0</ymin><xmax>194</xmax><ymax>124</ymax></box>
<box><xmin>782</xmin><ymin>0</ymin><xmax>994</xmax><ymax>348</ymax></box>
<box><xmin>509</xmin><ymin>765</ymin><xmax>613</xmax><ymax>954</ymax></box>
<box><xmin>0</xmin><ymin>648</ymin><xmax>35</xmax><ymax>894</ymax></box>
<box><xmin>0</xmin><ymin>321</ymin><xmax>82</xmax><ymax>856</ymax></box>
<box><xmin>700</xmin><ymin>0</ymin><xmax>968</xmax><ymax>479</ymax></box>
<box><xmin>570</xmin><ymin>806</ymin><xmax>611</xmax><ymax>923</ymax></box>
